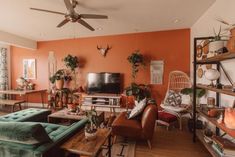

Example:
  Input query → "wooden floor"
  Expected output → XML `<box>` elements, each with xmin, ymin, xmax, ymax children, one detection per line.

<box><xmin>136</xmin><ymin>126</ymin><xmax>211</xmax><ymax>157</ymax></box>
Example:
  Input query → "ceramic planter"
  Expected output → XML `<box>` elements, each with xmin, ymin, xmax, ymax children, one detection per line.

<box><xmin>204</xmin><ymin>69</ymin><xmax>220</xmax><ymax>86</ymax></box>
<box><xmin>55</xmin><ymin>79</ymin><xmax>64</xmax><ymax>90</ymax></box>
<box><xmin>85</xmin><ymin>130</ymin><xmax>97</xmax><ymax>141</ymax></box>
<box><xmin>209</xmin><ymin>40</ymin><xmax>224</xmax><ymax>53</ymax></box>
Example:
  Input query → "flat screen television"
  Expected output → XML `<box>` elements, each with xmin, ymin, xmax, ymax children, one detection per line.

<box><xmin>86</xmin><ymin>72</ymin><xmax>121</xmax><ymax>94</ymax></box>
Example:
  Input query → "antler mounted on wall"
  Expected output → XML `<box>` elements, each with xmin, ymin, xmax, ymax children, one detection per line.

<box><xmin>97</xmin><ymin>45</ymin><xmax>112</xmax><ymax>57</ymax></box>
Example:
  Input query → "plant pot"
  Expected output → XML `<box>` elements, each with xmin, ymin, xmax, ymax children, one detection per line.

<box><xmin>67</xmin><ymin>103</ymin><xmax>76</xmax><ymax>112</ymax></box>
<box><xmin>85</xmin><ymin>130</ymin><xmax>97</xmax><ymax>141</ymax></box>
<box><xmin>209</xmin><ymin>40</ymin><xmax>224</xmax><ymax>54</ymax></box>
<box><xmin>227</xmin><ymin>28</ymin><xmax>235</xmax><ymax>52</ymax></box>
<box><xmin>55</xmin><ymin>79</ymin><xmax>64</xmax><ymax>90</ymax></box>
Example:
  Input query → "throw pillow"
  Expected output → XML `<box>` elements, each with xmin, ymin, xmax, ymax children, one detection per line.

<box><xmin>164</xmin><ymin>90</ymin><xmax>182</xmax><ymax>107</ymax></box>
<box><xmin>128</xmin><ymin>98</ymin><xmax>147</xmax><ymax>119</ymax></box>
<box><xmin>0</xmin><ymin>122</ymin><xmax>52</xmax><ymax>145</ymax></box>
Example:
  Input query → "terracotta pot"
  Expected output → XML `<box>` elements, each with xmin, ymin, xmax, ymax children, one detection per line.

<box><xmin>55</xmin><ymin>79</ymin><xmax>64</xmax><ymax>89</ymax></box>
<box><xmin>224</xmin><ymin>108</ymin><xmax>235</xmax><ymax>129</ymax></box>
<box><xmin>227</xmin><ymin>28</ymin><xmax>235</xmax><ymax>52</ymax></box>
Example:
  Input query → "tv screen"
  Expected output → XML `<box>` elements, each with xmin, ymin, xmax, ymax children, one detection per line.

<box><xmin>87</xmin><ymin>72</ymin><xmax>121</xmax><ymax>94</ymax></box>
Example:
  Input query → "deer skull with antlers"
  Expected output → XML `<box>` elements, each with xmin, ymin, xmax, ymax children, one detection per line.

<box><xmin>97</xmin><ymin>45</ymin><xmax>111</xmax><ymax>57</ymax></box>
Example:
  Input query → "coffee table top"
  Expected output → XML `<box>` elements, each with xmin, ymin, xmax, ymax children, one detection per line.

<box><xmin>48</xmin><ymin>108</ymin><xmax>86</xmax><ymax>121</ymax></box>
<box><xmin>61</xmin><ymin>128</ymin><xmax>111</xmax><ymax>156</ymax></box>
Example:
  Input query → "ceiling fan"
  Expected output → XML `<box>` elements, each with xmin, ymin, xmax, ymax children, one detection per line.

<box><xmin>30</xmin><ymin>0</ymin><xmax>108</xmax><ymax>31</ymax></box>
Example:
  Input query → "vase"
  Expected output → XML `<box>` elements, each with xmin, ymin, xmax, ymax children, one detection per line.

<box><xmin>55</xmin><ymin>79</ymin><xmax>64</xmax><ymax>90</ymax></box>
<box><xmin>227</xmin><ymin>28</ymin><xmax>235</xmax><ymax>52</ymax></box>
<box><xmin>209</xmin><ymin>40</ymin><xmax>224</xmax><ymax>54</ymax></box>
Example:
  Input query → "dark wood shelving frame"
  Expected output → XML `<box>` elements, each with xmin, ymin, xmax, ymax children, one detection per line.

<box><xmin>193</xmin><ymin>36</ymin><xmax>235</xmax><ymax>157</ymax></box>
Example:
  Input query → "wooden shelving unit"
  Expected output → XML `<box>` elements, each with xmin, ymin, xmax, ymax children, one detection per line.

<box><xmin>193</xmin><ymin>37</ymin><xmax>235</xmax><ymax>157</ymax></box>
<box><xmin>196</xmin><ymin>130</ymin><xmax>220</xmax><ymax>157</ymax></box>
<box><xmin>197</xmin><ymin>84</ymin><xmax>235</xmax><ymax>97</ymax></box>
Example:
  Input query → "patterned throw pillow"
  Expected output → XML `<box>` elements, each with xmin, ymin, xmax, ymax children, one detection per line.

<box><xmin>128</xmin><ymin>98</ymin><xmax>147</xmax><ymax>119</ymax></box>
<box><xmin>164</xmin><ymin>90</ymin><xmax>182</xmax><ymax>107</ymax></box>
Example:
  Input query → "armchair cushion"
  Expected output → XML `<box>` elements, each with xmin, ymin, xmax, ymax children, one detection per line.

<box><xmin>164</xmin><ymin>90</ymin><xmax>182</xmax><ymax>107</ymax></box>
<box><xmin>0</xmin><ymin>122</ymin><xmax>51</xmax><ymax>145</ymax></box>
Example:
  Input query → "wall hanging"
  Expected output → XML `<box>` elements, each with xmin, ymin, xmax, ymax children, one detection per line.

<box><xmin>23</xmin><ymin>59</ymin><xmax>36</xmax><ymax>79</ymax></box>
<box><xmin>97</xmin><ymin>45</ymin><xmax>111</xmax><ymax>57</ymax></box>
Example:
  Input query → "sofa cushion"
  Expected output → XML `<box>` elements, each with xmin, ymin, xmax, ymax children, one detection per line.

<box><xmin>128</xmin><ymin>98</ymin><xmax>147</xmax><ymax>119</ymax></box>
<box><xmin>112</xmin><ymin>112</ymin><xmax>142</xmax><ymax>138</ymax></box>
<box><xmin>164</xmin><ymin>90</ymin><xmax>182</xmax><ymax>107</ymax></box>
<box><xmin>0</xmin><ymin>108</ymin><xmax>51</xmax><ymax>122</ymax></box>
<box><xmin>0</xmin><ymin>122</ymin><xmax>52</xmax><ymax>145</ymax></box>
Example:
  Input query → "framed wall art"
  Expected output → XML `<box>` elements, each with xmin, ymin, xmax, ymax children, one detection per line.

<box><xmin>150</xmin><ymin>60</ymin><xmax>164</xmax><ymax>84</ymax></box>
<box><xmin>23</xmin><ymin>59</ymin><xmax>36</xmax><ymax>79</ymax></box>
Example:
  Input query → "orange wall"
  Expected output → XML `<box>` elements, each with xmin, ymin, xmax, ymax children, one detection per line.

<box><xmin>11</xmin><ymin>29</ymin><xmax>190</xmax><ymax>104</ymax></box>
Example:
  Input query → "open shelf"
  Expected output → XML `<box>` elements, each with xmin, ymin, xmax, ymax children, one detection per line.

<box><xmin>197</xmin><ymin>109</ymin><xmax>235</xmax><ymax>138</ymax></box>
<box><xmin>196</xmin><ymin>130</ymin><xmax>219</xmax><ymax>157</ymax></box>
<box><xmin>197</xmin><ymin>84</ymin><xmax>235</xmax><ymax>97</ymax></box>
<box><xmin>196</xmin><ymin>52</ymin><xmax>235</xmax><ymax>64</ymax></box>
<box><xmin>82</xmin><ymin>104</ymin><xmax>120</xmax><ymax>108</ymax></box>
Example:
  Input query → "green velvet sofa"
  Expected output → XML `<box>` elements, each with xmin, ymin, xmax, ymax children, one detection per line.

<box><xmin>0</xmin><ymin>108</ymin><xmax>51</xmax><ymax>122</ymax></box>
<box><xmin>0</xmin><ymin>118</ymin><xmax>88</xmax><ymax>157</ymax></box>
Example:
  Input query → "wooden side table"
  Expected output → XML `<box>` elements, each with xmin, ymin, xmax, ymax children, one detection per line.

<box><xmin>61</xmin><ymin>128</ymin><xmax>112</xmax><ymax>157</ymax></box>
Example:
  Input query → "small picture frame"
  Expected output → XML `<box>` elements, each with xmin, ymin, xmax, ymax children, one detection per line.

<box><xmin>23</xmin><ymin>59</ymin><xmax>36</xmax><ymax>79</ymax></box>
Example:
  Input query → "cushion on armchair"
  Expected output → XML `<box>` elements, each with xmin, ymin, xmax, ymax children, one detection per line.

<box><xmin>128</xmin><ymin>98</ymin><xmax>147</xmax><ymax>119</ymax></box>
<box><xmin>164</xmin><ymin>90</ymin><xmax>182</xmax><ymax>107</ymax></box>
<box><xmin>0</xmin><ymin>122</ymin><xmax>52</xmax><ymax>145</ymax></box>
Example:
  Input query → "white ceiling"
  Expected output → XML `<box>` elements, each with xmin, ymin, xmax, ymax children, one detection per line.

<box><xmin>0</xmin><ymin>0</ymin><xmax>215</xmax><ymax>41</ymax></box>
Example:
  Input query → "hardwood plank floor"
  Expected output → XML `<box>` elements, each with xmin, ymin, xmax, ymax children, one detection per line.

<box><xmin>136</xmin><ymin>126</ymin><xmax>211</xmax><ymax>157</ymax></box>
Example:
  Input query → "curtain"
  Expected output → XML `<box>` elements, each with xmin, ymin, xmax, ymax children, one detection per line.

<box><xmin>0</xmin><ymin>48</ymin><xmax>8</xmax><ymax>99</ymax></box>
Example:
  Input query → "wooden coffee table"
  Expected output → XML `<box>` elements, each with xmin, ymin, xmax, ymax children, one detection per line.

<box><xmin>48</xmin><ymin>108</ymin><xmax>86</xmax><ymax>123</ymax></box>
<box><xmin>61</xmin><ymin>128</ymin><xmax>112</xmax><ymax>157</ymax></box>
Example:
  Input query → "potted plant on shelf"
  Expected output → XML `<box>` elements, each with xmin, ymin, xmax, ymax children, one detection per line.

<box><xmin>49</xmin><ymin>69</ymin><xmax>68</xmax><ymax>89</ymax></box>
<box><xmin>181</xmin><ymin>88</ymin><xmax>206</xmax><ymax>107</ymax></box>
<box><xmin>85</xmin><ymin>109</ymin><xmax>100</xmax><ymax>140</ymax></box>
<box><xmin>209</xmin><ymin>26</ymin><xmax>228</xmax><ymax>55</ymax></box>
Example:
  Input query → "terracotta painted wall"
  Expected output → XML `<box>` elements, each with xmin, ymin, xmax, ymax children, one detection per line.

<box><xmin>11</xmin><ymin>29</ymin><xmax>190</xmax><ymax>105</ymax></box>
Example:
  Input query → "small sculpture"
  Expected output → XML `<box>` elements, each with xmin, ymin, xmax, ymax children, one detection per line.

<box><xmin>97</xmin><ymin>45</ymin><xmax>111</xmax><ymax>57</ymax></box>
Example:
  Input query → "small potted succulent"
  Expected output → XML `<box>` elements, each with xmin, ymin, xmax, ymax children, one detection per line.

<box><xmin>85</xmin><ymin>109</ymin><xmax>100</xmax><ymax>140</ymax></box>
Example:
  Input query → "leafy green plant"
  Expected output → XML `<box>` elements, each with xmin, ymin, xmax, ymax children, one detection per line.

<box><xmin>127</xmin><ymin>51</ymin><xmax>145</xmax><ymax>82</ymax></box>
<box><xmin>85</xmin><ymin>109</ymin><xmax>100</xmax><ymax>133</ymax></box>
<box><xmin>125</xmin><ymin>83</ymin><xmax>150</xmax><ymax>101</ymax></box>
<box><xmin>63</xmin><ymin>54</ymin><xmax>79</xmax><ymax>71</ymax></box>
<box><xmin>181</xmin><ymin>88</ymin><xmax>206</xmax><ymax>98</ymax></box>
<box><xmin>49</xmin><ymin>69</ymin><xmax>71</xmax><ymax>84</ymax></box>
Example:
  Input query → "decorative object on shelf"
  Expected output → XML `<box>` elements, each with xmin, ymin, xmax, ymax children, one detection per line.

<box><xmin>97</xmin><ymin>45</ymin><xmax>112</xmax><ymax>57</ymax></box>
<box><xmin>85</xmin><ymin>109</ymin><xmax>100</xmax><ymax>141</ymax></box>
<box><xmin>181</xmin><ymin>88</ymin><xmax>206</xmax><ymax>107</ymax></box>
<box><xmin>202</xmin><ymin>39</ymin><xmax>210</xmax><ymax>55</ymax></box>
<box><xmin>233</xmin><ymin>83</ymin><xmax>235</xmax><ymax>92</ymax></box>
<box><xmin>224</xmin><ymin>107</ymin><xmax>235</xmax><ymax>129</ymax></box>
<box><xmin>208</xmin><ymin>27</ymin><xmax>228</xmax><ymax>55</ymax></box>
<box><xmin>204</xmin><ymin>68</ymin><xmax>220</xmax><ymax>87</ymax></box>
<box><xmin>16</xmin><ymin>77</ymin><xmax>28</xmax><ymax>90</ymax></box>
<box><xmin>197</xmin><ymin>66</ymin><xmax>204</xmax><ymax>78</ymax></box>
<box><xmin>127</xmin><ymin>51</ymin><xmax>145</xmax><ymax>82</ymax></box>
<box><xmin>216</xmin><ymin>18</ymin><xmax>235</xmax><ymax>52</ymax></box>
<box><xmin>207</xmin><ymin>97</ymin><xmax>215</xmax><ymax>108</ymax></box>
<box><xmin>196</xmin><ymin>45</ymin><xmax>203</xmax><ymax>58</ymax></box>
<box><xmin>203</xmin><ymin>128</ymin><xmax>213</xmax><ymax>144</ymax></box>
<box><xmin>23</xmin><ymin>59</ymin><xmax>36</xmax><ymax>79</ymax></box>
<box><xmin>205</xmin><ymin>64</ymin><xmax>212</xmax><ymax>69</ymax></box>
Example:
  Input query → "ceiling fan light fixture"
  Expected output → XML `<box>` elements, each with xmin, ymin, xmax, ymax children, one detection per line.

<box><xmin>174</xmin><ymin>19</ymin><xmax>180</xmax><ymax>23</ymax></box>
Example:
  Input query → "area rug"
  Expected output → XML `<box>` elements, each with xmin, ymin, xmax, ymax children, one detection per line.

<box><xmin>102</xmin><ymin>137</ymin><xmax>136</xmax><ymax>157</ymax></box>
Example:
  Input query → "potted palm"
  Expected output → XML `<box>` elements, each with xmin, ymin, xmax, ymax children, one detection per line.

<box><xmin>85</xmin><ymin>109</ymin><xmax>100</xmax><ymax>140</ymax></box>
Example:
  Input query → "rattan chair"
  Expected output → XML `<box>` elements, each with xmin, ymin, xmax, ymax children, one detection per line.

<box><xmin>159</xmin><ymin>71</ymin><xmax>192</xmax><ymax>130</ymax></box>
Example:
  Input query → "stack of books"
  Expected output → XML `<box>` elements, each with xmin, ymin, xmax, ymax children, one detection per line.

<box><xmin>212</xmin><ymin>136</ymin><xmax>235</xmax><ymax>157</ymax></box>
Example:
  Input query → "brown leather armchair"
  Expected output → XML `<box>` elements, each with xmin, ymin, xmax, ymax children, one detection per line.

<box><xmin>112</xmin><ymin>104</ymin><xmax>157</xmax><ymax>149</ymax></box>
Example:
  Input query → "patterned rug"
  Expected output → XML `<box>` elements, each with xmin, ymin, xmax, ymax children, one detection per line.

<box><xmin>102</xmin><ymin>137</ymin><xmax>136</xmax><ymax>157</ymax></box>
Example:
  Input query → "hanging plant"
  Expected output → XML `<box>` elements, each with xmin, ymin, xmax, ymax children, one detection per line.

<box><xmin>63</xmin><ymin>54</ymin><xmax>79</xmax><ymax>72</ymax></box>
<box><xmin>127</xmin><ymin>51</ymin><xmax>145</xmax><ymax>82</ymax></box>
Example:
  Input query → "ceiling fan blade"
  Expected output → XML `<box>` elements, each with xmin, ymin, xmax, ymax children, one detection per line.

<box><xmin>64</xmin><ymin>0</ymin><xmax>75</xmax><ymax>13</ymax></box>
<box><xmin>30</xmin><ymin>8</ymin><xmax>66</xmax><ymax>15</ymax></box>
<box><xmin>80</xmin><ymin>14</ymin><xmax>108</xmax><ymax>19</ymax></box>
<box><xmin>57</xmin><ymin>19</ymin><xmax>70</xmax><ymax>28</ymax></box>
<box><xmin>78</xmin><ymin>19</ymin><xmax>95</xmax><ymax>31</ymax></box>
